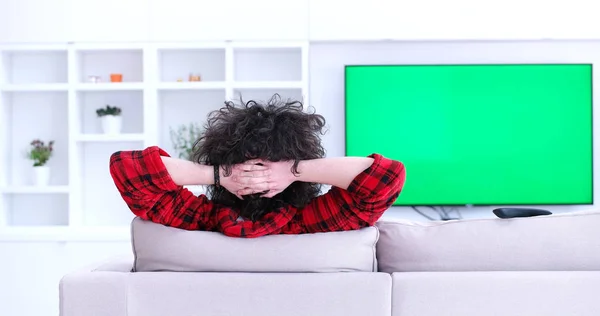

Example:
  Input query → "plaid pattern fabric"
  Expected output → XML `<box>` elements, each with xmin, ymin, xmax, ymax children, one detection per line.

<box><xmin>109</xmin><ymin>146</ymin><xmax>406</xmax><ymax>238</ymax></box>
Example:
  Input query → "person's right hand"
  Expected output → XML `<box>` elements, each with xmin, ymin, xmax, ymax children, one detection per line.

<box><xmin>219</xmin><ymin>162</ymin><xmax>271</xmax><ymax>199</ymax></box>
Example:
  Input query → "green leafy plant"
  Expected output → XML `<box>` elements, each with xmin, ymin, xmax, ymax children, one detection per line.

<box><xmin>169</xmin><ymin>122</ymin><xmax>204</xmax><ymax>160</ymax></box>
<box><xmin>96</xmin><ymin>105</ymin><xmax>122</xmax><ymax>117</ymax></box>
<box><xmin>27</xmin><ymin>139</ymin><xmax>54</xmax><ymax>167</ymax></box>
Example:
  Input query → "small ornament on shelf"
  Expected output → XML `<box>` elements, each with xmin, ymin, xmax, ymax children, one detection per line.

<box><xmin>110</xmin><ymin>73</ymin><xmax>123</xmax><ymax>82</ymax></box>
<box><xmin>176</xmin><ymin>78</ymin><xmax>184</xmax><ymax>82</ymax></box>
<box><xmin>27</xmin><ymin>139</ymin><xmax>54</xmax><ymax>186</ymax></box>
<box><xmin>169</xmin><ymin>122</ymin><xmax>204</xmax><ymax>160</ymax></box>
<box><xmin>188</xmin><ymin>73</ymin><xmax>201</xmax><ymax>82</ymax></box>
<box><xmin>96</xmin><ymin>105</ymin><xmax>123</xmax><ymax>135</ymax></box>
<box><xmin>87</xmin><ymin>75</ymin><xmax>101</xmax><ymax>83</ymax></box>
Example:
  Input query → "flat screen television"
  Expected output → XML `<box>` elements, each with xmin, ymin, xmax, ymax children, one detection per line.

<box><xmin>345</xmin><ymin>64</ymin><xmax>593</xmax><ymax>206</ymax></box>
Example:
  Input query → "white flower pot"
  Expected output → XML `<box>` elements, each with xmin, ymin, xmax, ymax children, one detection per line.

<box><xmin>33</xmin><ymin>166</ymin><xmax>51</xmax><ymax>186</ymax></box>
<box><xmin>100</xmin><ymin>115</ymin><xmax>122</xmax><ymax>135</ymax></box>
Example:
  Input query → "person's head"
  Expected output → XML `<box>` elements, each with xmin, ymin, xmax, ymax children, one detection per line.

<box><xmin>191</xmin><ymin>94</ymin><xmax>327</xmax><ymax>221</ymax></box>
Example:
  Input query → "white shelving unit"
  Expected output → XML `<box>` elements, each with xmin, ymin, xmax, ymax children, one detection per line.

<box><xmin>0</xmin><ymin>41</ymin><xmax>309</xmax><ymax>241</ymax></box>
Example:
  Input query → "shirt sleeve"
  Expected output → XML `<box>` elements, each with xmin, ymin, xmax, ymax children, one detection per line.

<box><xmin>109</xmin><ymin>146</ymin><xmax>216</xmax><ymax>230</ymax></box>
<box><xmin>296</xmin><ymin>154</ymin><xmax>406</xmax><ymax>233</ymax></box>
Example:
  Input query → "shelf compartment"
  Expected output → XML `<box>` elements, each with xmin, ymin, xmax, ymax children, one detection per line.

<box><xmin>78</xmin><ymin>142</ymin><xmax>142</xmax><ymax>227</ymax></box>
<box><xmin>1</xmin><ymin>186</ymin><xmax>70</xmax><ymax>194</ymax></box>
<box><xmin>158</xmin><ymin>48</ymin><xmax>226</xmax><ymax>83</ymax></box>
<box><xmin>5</xmin><ymin>194</ymin><xmax>69</xmax><ymax>226</ymax></box>
<box><xmin>76</xmin><ymin>90</ymin><xmax>144</xmax><ymax>135</ymax></box>
<box><xmin>5</xmin><ymin>91</ymin><xmax>69</xmax><ymax>187</ymax></box>
<box><xmin>232</xmin><ymin>88</ymin><xmax>305</xmax><ymax>104</ymax></box>
<box><xmin>76</xmin><ymin>49</ymin><xmax>143</xmax><ymax>83</ymax></box>
<box><xmin>159</xmin><ymin>90</ymin><xmax>225</xmax><ymax>157</ymax></box>
<box><xmin>234</xmin><ymin>47</ymin><xmax>302</xmax><ymax>82</ymax></box>
<box><xmin>1</xmin><ymin>50</ymin><xmax>68</xmax><ymax>84</ymax></box>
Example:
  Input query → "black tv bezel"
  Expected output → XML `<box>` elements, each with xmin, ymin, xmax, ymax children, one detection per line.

<box><xmin>343</xmin><ymin>63</ymin><xmax>595</xmax><ymax>206</ymax></box>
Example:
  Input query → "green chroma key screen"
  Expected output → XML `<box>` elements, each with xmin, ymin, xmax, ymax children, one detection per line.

<box><xmin>345</xmin><ymin>64</ymin><xmax>593</xmax><ymax>205</ymax></box>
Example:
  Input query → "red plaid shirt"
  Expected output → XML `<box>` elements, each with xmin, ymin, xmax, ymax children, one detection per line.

<box><xmin>109</xmin><ymin>146</ymin><xmax>406</xmax><ymax>237</ymax></box>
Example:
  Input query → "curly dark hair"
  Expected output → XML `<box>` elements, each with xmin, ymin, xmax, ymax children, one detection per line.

<box><xmin>191</xmin><ymin>94</ymin><xmax>327</xmax><ymax>221</ymax></box>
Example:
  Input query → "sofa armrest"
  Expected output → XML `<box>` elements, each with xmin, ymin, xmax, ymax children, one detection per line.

<box><xmin>59</xmin><ymin>256</ymin><xmax>133</xmax><ymax>316</ymax></box>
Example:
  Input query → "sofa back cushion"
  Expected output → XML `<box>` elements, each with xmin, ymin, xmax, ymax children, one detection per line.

<box><xmin>131</xmin><ymin>218</ymin><xmax>379</xmax><ymax>272</ymax></box>
<box><xmin>376</xmin><ymin>211</ymin><xmax>600</xmax><ymax>272</ymax></box>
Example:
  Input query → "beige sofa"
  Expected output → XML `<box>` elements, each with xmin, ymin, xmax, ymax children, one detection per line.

<box><xmin>60</xmin><ymin>211</ymin><xmax>600</xmax><ymax>316</ymax></box>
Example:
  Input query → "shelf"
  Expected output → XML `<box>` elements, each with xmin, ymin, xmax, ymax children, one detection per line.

<box><xmin>76</xmin><ymin>49</ymin><xmax>144</xmax><ymax>83</ymax></box>
<box><xmin>0</xmin><ymin>225</ymin><xmax>131</xmax><ymax>242</ymax></box>
<box><xmin>77</xmin><ymin>90</ymin><xmax>144</xmax><ymax>134</ymax></box>
<box><xmin>157</xmin><ymin>82</ymin><xmax>227</xmax><ymax>90</ymax></box>
<box><xmin>158</xmin><ymin>48</ymin><xmax>225</xmax><ymax>82</ymax></box>
<box><xmin>3</xmin><ymin>91</ymin><xmax>69</xmax><ymax>190</ymax></box>
<box><xmin>75</xmin><ymin>134</ymin><xmax>145</xmax><ymax>142</ymax></box>
<box><xmin>234</xmin><ymin>47</ymin><xmax>302</xmax><ymax>82</ymax></box>
<box><xmin>3</xmin><ymin>194</ymin><xmax>69</xmax><ymax>226</ymax></box>
<box><xmin>159</xmin><ymin>90</ymin><xmax>225</xmax><ymax>156</ymax></box>
<box><xmin>0</xmin><ymin>43</ymin><xmax>307</xmax><ymax>231</ymax></box>
<box><xmin>75</xmin><ymin>83</ymin><xmax>144</xmax><ymax>91</ymax></box>
<box><xmin>232</xmin><ymin>87</ymin><xmax>304</xmax><ymax>102</ymax></box>
<box><xmin>0</xmin><ymin>84</ymin><xmax>69</xmax><ymax>92</ymax></box>
<box><xmin>1</xmin><ymin>50</ymin><xmax>68</xmax><ymax>85</ymax></box>
<box><xmin>232</xmin><ymin>81</ymin><xmax>304</xmax><ymax>89</ymax></box>
<box><xmin>0</xmin><ymin>186</ymin><xmax>70</xmax><ymax>194</ymax></box>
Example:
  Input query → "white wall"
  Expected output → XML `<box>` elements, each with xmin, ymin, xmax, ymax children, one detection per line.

<box><xmin>3</xmin><ymin>0</ymin><xmax>600</xmax><ymax>44</ymax></box>
<box><xmin>310</xmin><ymin>40</ymin><xmax>600</xmax><ymax>221</ymax></box>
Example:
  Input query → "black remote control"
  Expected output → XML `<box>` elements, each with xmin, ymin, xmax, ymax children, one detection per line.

<box><xmin>493</xmin><ymin>208</ymin><xmax>552</xmax><ymax>219</ymax></box>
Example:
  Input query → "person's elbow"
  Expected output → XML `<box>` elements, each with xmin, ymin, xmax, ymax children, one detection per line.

<box><xmin>108</xmin><ymin>150</ymin><xmax>138</xmax><ymax>195</ymax></box>
<box><xmin>389</xmin><ymin>160</ymin><xmax>406</xmax><ymax>199</ymax></box>
<box><xmin>354</xmin><ymin>160</ymin><xmax>406</xmax><ymax>225</ymax></box>
<box><xmin>109</xmin><ymin>151</ymin><xmax>126</xmax><ymax>182</ymax></box>
<box><xmin>376</xmin><ymin>159</ymin><xmax>406</xmax><ymax>203</ymax></box>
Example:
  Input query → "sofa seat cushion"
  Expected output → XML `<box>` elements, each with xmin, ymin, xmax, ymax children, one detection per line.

<box><xmin>131</xmin><ymin>217</ymin><xmax>379</xmax><ymax>272</ymax></box>
<box><xmin>376</xmin><ymin>211</ymin><xmax>600</xmax><ymax>272</ymax></box>
<box><xmin>391</xmin><ymin>271</ymin><xmax>600</xmax><ymax>316</ymax></box>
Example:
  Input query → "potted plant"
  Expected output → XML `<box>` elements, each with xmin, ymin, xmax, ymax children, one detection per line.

<box><xmin>96</xmin><ymin>105</ymin><xmax>122</xmax><ymax>135</ymax></box>
<box><xmin>27</xmin><ymin>139</ymin><xmax>54</xmax><ymax>186</ymax></box>
<box><xmin>169</xmin><ymin>122</ymin><xmax>204</xmax><ymax>160</ymax></box>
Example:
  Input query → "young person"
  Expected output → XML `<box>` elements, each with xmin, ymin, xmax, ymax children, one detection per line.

<box><xmin>109</xmin><ymin>95</ymin><xmax>406</xmax><ymax>237</ymax></box>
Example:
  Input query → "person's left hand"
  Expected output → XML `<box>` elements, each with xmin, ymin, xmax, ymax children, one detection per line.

<box><xmin>235</xmin><ymin>159</ymin><xmax>296</xmax><ymax>198</ymax></box>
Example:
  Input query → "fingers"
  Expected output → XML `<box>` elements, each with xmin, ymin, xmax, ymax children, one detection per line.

<box><xmin>238</xmin><ymin>184</ymin><xmax>280</xmax><ymax>197</ymax></box>
<box><xmin>236</xmin><ymin>163</ymin><xmax>268</xmax><ymax>171</ymax></box>
<box><xmin>235</xmin><ymin>175</ymin><xmax>270</xmax><ymax>185</ymax></box>
<box><xmin>237</xmin><ymin>169</ymin><xmax>270</xmax><ymax>178</ymax></box>
<box><xmin>248</xmin><ymin>181</ymin><xmax>271</xmax><ymax>191</ymax></box>
<box><xmin>237</xmin><ymin>188</ymin><xmax>269</xmax><ymax>196</ymax></box>
<box><xmin>236</xmin><ymin>181</ymin><xmax>275</xmax><ymax>195</ymax></box>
